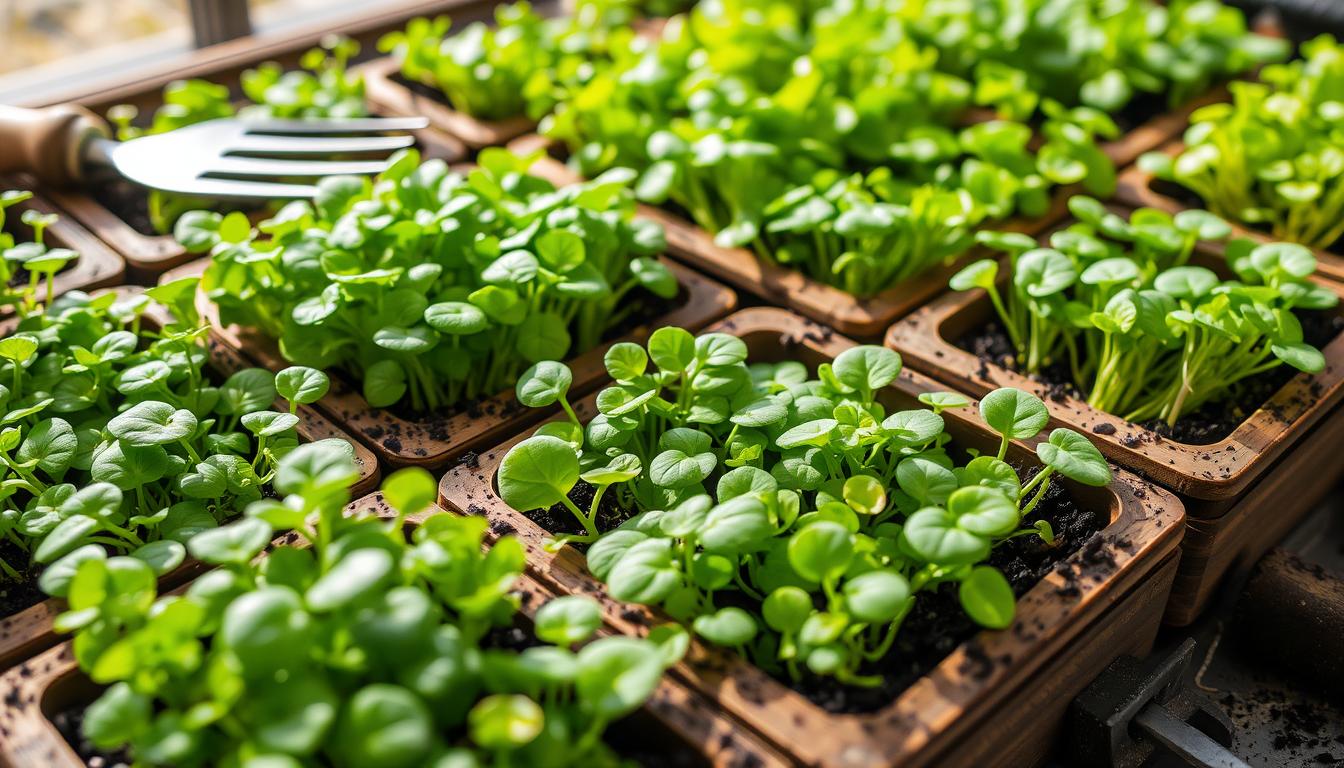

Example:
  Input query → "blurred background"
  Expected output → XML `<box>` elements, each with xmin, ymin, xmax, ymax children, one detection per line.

<box><xmin>0</xmin><ymin>0</ymin><xmax>405</xmax><ymax>102</ymax></box>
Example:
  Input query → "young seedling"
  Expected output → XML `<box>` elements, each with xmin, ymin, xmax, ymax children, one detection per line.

<box><xmin>182</xmin><ymin>147</ymin><xmax>676</xmax><ymax>413</ymax></box>
<box><xmin>1140</xmin><ymin>35</ymin><xmax>1344</xmax><ymax>252</ymax></box>
<box><xmin>0</xmin><ymin>192</ymin><xmax>79</xmax><ymax>317</ymax></box>
<box><xmin>499</xmin><ymin>326</ymin><xmax>1112</xmax><ymax>689</ymax></box>
<box><xmin>0</xmin><ymin>280</ymin><xmax>337</xmax><ymax>592</ymax></box>
<box><xmin>56</xmin><ymin>444</ymin><xmax>684</xmax><ymax>766</ymax></box>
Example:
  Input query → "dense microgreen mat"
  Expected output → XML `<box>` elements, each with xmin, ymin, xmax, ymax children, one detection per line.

<box><xmin>498</xmin><ymin>329</ymin><xmax>1109</xmax><ymax>687</ymax></box>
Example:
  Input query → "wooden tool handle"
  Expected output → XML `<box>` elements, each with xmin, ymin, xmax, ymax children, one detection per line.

<box><xmin>0</xmin><ymin>104</ymin><xmax>109</xmax><ymax>187</ymax></box>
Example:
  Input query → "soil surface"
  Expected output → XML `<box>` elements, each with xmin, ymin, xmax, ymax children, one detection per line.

<box><xmin>958</xmin><ymin>312</ymin><xmax>1344</xmax><ymax>445</ymax></box>
<box><xmin>53</xmin><ymin>705</ymin><xmax>132</xmax><ymax>768</ymax></box>
<box><xmin>526</xmin><ymin>478</ymin><xmax>636</xmax><ymax>549</ymax></box>
<box><xmin>525</xmin><ymin>466</ymin><xmax>1105</xmax><ymax>715</ymax></box>
<box><xmin>87</xmin><ymin>178</ymin><xmax>161</xmax><ymax>237</ymax></box>
<box><xmin>1068</xmin><ymin>88</ymin><xmax>1171</xmax><ymax>136</ymax></box>
<box><xmin>0</xmin><ymin>538</ymin><xmax>45</xmax><ymax>618</ymax></box>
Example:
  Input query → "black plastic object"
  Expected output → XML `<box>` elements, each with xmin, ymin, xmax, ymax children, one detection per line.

<box><xmin>1068</xmin><ymin>639</ymin><xmax>1243</xmax><ymax>768</ymax></box>
<box><xmin>1230</xmin><ymin>0</ymin><xmax>1344</xmax><ymax>39</ymax></box>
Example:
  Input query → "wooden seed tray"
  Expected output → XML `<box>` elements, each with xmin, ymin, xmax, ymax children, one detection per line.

<box><xmin>0</xmin><ymin>494</ymin><xmax>792</xmax><ymax>768</ymax></box>
<box><xmin>0</xmin><ymin>188</ymin><xmax>124</xmax><ymax>312</ymax></box>
<box><xmin>1115</xmin><ymin>139</ymin><xmax>1344</xmax><ymax>284</ymax></box>
<box><xmin>164</xmin><ymin>254</ymin><xmax>737</xmax><ymax>469</ymax></box>
<box><xmin>437</xmin><ymin>307</ymin><xmax>1186</xmax><ymax>767</ymax></box>
<box><xmin>0</xmin><ymin>286</ymin><xmax>380</xmax><ymax>670</ymax></box>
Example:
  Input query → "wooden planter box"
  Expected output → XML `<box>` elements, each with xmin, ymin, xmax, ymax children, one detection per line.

<box><xmin>0</xmin><ymin>189</ymin><xmax>124</xmax><ymax>309</ymax></box>
<box><xmin>0</xmin><ymin>494</ymin><xmax>793</xmax><ymax>768</ymax></box>
<box><xmin>40</xmin><ymin>80</ymin><xmax>465</xmax><ymax>283</ymax></box>
<box><xmin>507</xmin><ymin>134</ymin><xmax>1072</xmax><ymax>340</ymax></box>
<box><xmin>360</xmin><ymin>14</ymin><xmax>668</xmax><ymax>151</ymax></box>
<box><xmin>1116</xmin><ymin>139</ymin><xmax>1344</xmax><ymax>284</ymax></box>
<box><xmin>0</xmin><ymin>286</ymin><xmax>381</xmax><ymax>671</ymax></box>
<box><xmin>437</xmin><ymin>307</ymin><xmax>1186</xmax><ymax>767</ymax></box>
<box><xmin>164</xmin><ymin>255</ymin><xmax>737</xmax><ymax>469</ymax></box>
<box><xmin>362</xmin><ymin>57</ymin><xmax>536</xmax><ymax>150</ymax></box>
<box><xmin>886</xmin><ymin>220</ymin><xmax>1344</xmax><ymax>625</ymax></box>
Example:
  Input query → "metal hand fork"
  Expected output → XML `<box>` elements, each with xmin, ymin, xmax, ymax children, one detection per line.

<box><xmin>0</xmin><ymin>104</ymin><xmax>428</xmax><ymax>199</ymax></box>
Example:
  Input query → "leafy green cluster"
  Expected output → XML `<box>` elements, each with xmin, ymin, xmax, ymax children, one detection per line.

<box><xmin>379</xmin><ymin>0</ymin><xmax>642</xmax><ymax>122</ymax></box>
<box><xmin>182</xmin><ymin>148</ymin><xmax>675</xmax><ymax>413</ymax></box>
<box><xmin>496</xmin><ymin>328</ymin><xmax>1110</xmax><ymax>687</ymax></box>
<box><xmin>900</xmin><ymin>0</ymin><xmax>1286</xmax><ymax>121</ymax></box>
<box><xmin>60</xmin><ymin>445</ymin><xmax>684</xmax><ymax>767</ymax></box>
<box><xmin>951</xmin><ymin>197</ymin><xmax>1339</xmax><ymax>427</ymax></box>
<box><xmin>0</xmin><ymin>278</ymin><xmax>336</xmax><ymax>589</ymax></box>
<box><xmin>0</xmin><ymin>191</ymin><xmax>79</xmax><ymax>316</ymax></box>
<box><xmin>1140</xmin><ymin>34</ymin><xmax>1344</xmax><ymax>252</ymax></box>
<box><xmin>539</xmin><ymin>0</ymin><xmax>1117</xmax><ymax>296</ymax></box>
<box><xmin>106</xmin><ymin>36</ymin><xmax>367</xmax><ymax>234</ymax></box>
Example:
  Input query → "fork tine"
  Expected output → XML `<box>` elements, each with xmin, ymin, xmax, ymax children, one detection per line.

<box><xmin>206</xmin><ymin>156</ymin><xmax>392</xmax><ymax>178</ymax></box>
<box><xmin>243</xmin><ymin>117</ymin><xmax>429</xmax><ymax>134</ymax></box>
<box><xmin>228</xmin><ymin>134</ymin><xmax>415</xmax><ymax>156</ymax></box>
<box><xmin>166</xmin><ymin>177</ymin><xmax>319</xmax><ymax>200</ymax></box>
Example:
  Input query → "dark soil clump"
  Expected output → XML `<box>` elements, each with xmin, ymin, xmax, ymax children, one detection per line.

<box><xmin>958</xmin><ymin>312</ymin><xmax>1344</xmax><ymax>445</ymax></box>
<box><xmin>53</xmin><ymin>704</ymin><xmax>132</xmax><ymax>768</ymax></box>
<box><xmin>525</xmin><ymin>480</ymin><xmax>636</xmax><ymax>550</ymax></box>
<box><xmin>88</xmin><ymin>178</ymin><xmax>159</xmax><ymax>236</ymax></box>
<box><xmin>0</xmin><ymin>538</ymin><xmax>44</xmax><ymax>617</ymax></box>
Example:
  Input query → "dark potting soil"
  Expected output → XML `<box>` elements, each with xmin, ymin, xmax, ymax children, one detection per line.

<box><xmin>1105</xmin><ymin>89</ymin><xmax>1172</xmax><ymax>135</ymax></box>
<box><xmin>88</xmin><ymin>178</ymin><xmax>159</xmax><ymax>236</ymax></box>
<box><xmin>790</xmin><ymin>476</ymin><xmax>1106</xmax><ymax>714</ymax></box>
<box><xmin>0</xmin><ymin>537</ymin><xmax>45</xmax><ymax>618</ymax></box>
<box><xmin>957</xmin><ymin>312</ymin><xmax>1344</xmax><ymax>445</ymax></box>
<box><xmin>1150</xmin><ymin>178</ymin><xmax>1344</xmax><ymax>257</ymax></box>
<box><xmin>525</xmin><ymin>479</ymin><xmax>637</xmax><ymax>551</ymax></box>
<box><xmin>53</xmin><ymin>705</ymin><xmax>132</xmax><ymax>768</ymax></box>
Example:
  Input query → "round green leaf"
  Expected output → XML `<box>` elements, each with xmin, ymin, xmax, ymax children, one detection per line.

<box><xmin>692</xmin><ymin>606</ymin><xmax>757</xmax><ymax>646</ymax></box>
<box><xmin>1035</xmin><ymin>429</ymin><xmax>1111</xmax><ymax>486</ymax></box>
<box><xmin>832</xmin><ymin>345</ymin><xmax>901</xmax><ymax>393</ymax></box>
<box><xmin>108</xmin><ymin>401</ymin><xmax>197</xmax><ymax>446</ymax></box>
<box><xmin>515</xmin><ymin>361</ymin><xmax>572</xmax><ymax>408</ymax></box>
<box><xmin>979</xmin><ymin>387</ymin><xmax>1049</xmax><ymax>440</ymax></box>
<box><xmin>498</xmin><ymin>436</ymin><xmax>580</xmax><ymax>511</ymax></box>
<box><xmin>843</xmin><ymin>570</ymin><xmax>910</xmax><ymax>623</ymax></box>
<box><xmin>787</xmin><ymin>521</ymin><xmax>854</xmax><ymax>583</ymax></box>
<box><xmin>468</xmin><ymin>694</ymin><xmax>543</xmax><ymax>751</ymax></box>
<box><xmin>535</xmin><ymin>596</ymin><xmax>603</xmax><ymax>646</ymax></box>
<box><xmin>275</xmin><ymin>366</ymin><xmax>330</xmax><ymax>405</ymax></box>
<box><xmin>959</xmin><ymin>566</ymin><xmax>1016</xmax><ymax>629</ymax></box>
